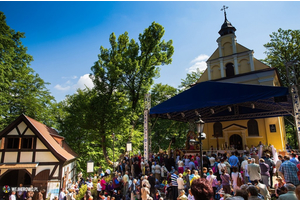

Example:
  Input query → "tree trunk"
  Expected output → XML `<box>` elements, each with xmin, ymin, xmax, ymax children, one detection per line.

<box><xmin>102</xmin><ymin>135</ymin><xmax>113</xmax><ymax>166</ymax></box>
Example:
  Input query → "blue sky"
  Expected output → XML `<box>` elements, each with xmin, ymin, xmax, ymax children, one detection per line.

<box><xmin>1</xmin><ymin>1</ymin><xmax>300</xmax><ymax>101</ymax></box>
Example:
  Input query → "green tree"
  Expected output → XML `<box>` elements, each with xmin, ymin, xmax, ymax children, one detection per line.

<box><xmin>150</xmin><ymin>83</ymin><xmax>188</xmax><ymax>152</ymax></box>
<box><xmin>89</xmin><ymin>22</ymin><xmax>174</xmax><ymax>163</ymax></box>
<box><xmin>0</xmin><ymin>11</ymin><xmax>55</xmax><ymax>129</ymax></box>
<box><xmin>178</xmin><ymin>69</ymin><xmax>204</xmax><ymax>91</ymax></box>
<box><xmin>263</xmin><ymin>28</ymin><xmax>300</xmax><ymax>87</ymax></box>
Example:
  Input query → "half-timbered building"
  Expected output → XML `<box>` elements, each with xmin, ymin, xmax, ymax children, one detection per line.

<box><xmin>0</xmin><ymin>114</ymin><xmax>77</xmax><ymax>199</ymax></box>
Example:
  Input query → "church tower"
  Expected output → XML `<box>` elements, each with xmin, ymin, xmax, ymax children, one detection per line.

<box><xmin>197</xmin><ymin>6</ymin><xmax>274</xmax><ymax>85</ymax></box>
<box><xmin>196</xmin><ymin>6</ymin><xmax>286</xmax><ymax>151</ymax></box>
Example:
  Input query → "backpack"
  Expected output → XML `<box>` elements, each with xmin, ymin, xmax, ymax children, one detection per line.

<box><xmin>212</xmin><ymin>162</ymin><xmax>218</xmax><ymax>174</ymax></box>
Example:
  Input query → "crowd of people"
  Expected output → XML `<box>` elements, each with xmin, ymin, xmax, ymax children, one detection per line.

<box><xmin>57</xmin><ymin>148</ymin><xmax>300</xmax><ymax>200</ymax></box>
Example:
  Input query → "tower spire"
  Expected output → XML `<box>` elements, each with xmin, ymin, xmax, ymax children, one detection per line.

<box><xmin>218</xmin><ymin>5</ymin><xmax>236</xmax><ymax>36</ymax></box>
<box><xmin>221</xmin><ymin>5</ymin><xmax>228</xmax><ymax>21</ymax></box>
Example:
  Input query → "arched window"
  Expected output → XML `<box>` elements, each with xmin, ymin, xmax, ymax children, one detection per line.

<box><xmin>247</xmin><ymin>119</ymin><xmax>259</xmax><ymax>136</ymax></box>
<box><xmin>213</xmin><ymin>122</ymin><xmax>223</xmax><ymax>137</ymax></box>
<box><xmin>225</xmin><ymin>63</ymin><xmax>235</xmax><ymax>78</ymax></box>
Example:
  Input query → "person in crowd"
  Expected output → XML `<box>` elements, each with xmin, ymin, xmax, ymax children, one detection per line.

<box><xmin>228</xmin><ymin>152</ymin><xmax>239</xmax><ymax>170</ymax></box>
<box><xmin>202</xmin><ymin>152</ymin><xmax>210</xmax><ymax>169</ymax></box>
<box><xmin>295</xmin><ymin>185</ymin><xmax>300</xmax><ymax>200</ymax></box>
<box><xmin>248</xmin><ymin>158</ymin><xmax>261</xmax><ymax>184</ymax></box>
<box><xmin>154</xmin><ymin>191</ymin><xmax>160</xmax><ymax>200</ymax></box>
<box><xmin>130</xmin><ymin>179</ymin><xmax>137</xmax><ymax>200</ymax></box>
<box><xmin>276</xmin><ymin>155</ymin><xmax>283</xmax><ymax>177</ymax></box>
<box><xmin>59</xmin><ymin>188</ymin><xmax>65</xmax><ymax>200</ymax></box>
<box><xmin>190</xmin><ymin>178</ymin><xmax>214</xmax><ymax>200</ymax></box>
<box><xmin>224</xmin><ymin>158</ymin><xmax>231</xmax><ymax>176</ymax></box>
<box><xmin>278</xmin><ymin>183</ymin><xmax>297</xmax><ymax>200</ymax></box>
<box><xmin>251</xmin><ymin>152</ymin><xmax>259</xmax><ymax>164</ymax></box>
<box><xmin>171</xmin><ymin>171</ymin><xmax>179</xmax><ymax>200</ymax></box>
<box><xmin>259</xmin><ymin>158</ymin><xmax>270</xmax><ymax>188</ymax></box>
<box><xmin>177</xmin><ymin>173</ymin><xmax>185</xmax><ymax>196</ymax></box>
<box><xmin>177</xmin><ymin>190</ymin><xmax>188</xmax><ymax>200</ymax></box>
<box><xmin>234</xmin><ymin>189</ymin><xmax>248</xmax><ymax>200</ymax></box>
<box><xmin>155</xmin><ymin>163</ymin><xmax>161</xmax><ymax>182</ymax></box>
<box><xmin>231</xmin><ymin>166</ymin><xmax>242</xmax><ymax>193</ymax></box>
<box><xmin>207</xmin><ymin>169</ymin><xmax>218</xmax><ymax>198</ymax></box>
<box><xmin>247</xmin><ymin>185</ymin><xmax>260</xmax><ymax>200</ymax></box>
<box><xmin>188</xmin><ymin>159</ymin><xmax>195</xmax><ymax>171</ymax></box>
<box><xmin>253</xmin><ymin>180</ymin><xmax>270</xmax><ymax>200</ymax></box>
<box><xmin>141</xmin><ymin>184</ymin><xmax>151</xmax><ymax>200</ymax></box>
<box><xmin>148</xmin><ymin>172</ymin><xmax>156</xmax><ymax>197</ymax></box>
<box><xmin>9</xmin><ymin>191</ymin><xmax>16</xmax><ymax>200</ymax></box>
<box><xmin>161</xmin><ymin>163</ymin><xmax>169</xmax><ymax>181</ymax></box>
<box><xmin>241</xmin><ymin>157</ymin><xmax>249</xmax><ymax>183</ymax></box>
<box><xmin>220</xmin><ymin>168</ymin><xmax>231</xmax><ymax>194</ymax></box>
<box><xmin>218</xmin><ymin>158</ymin><xmax>227</xmax><ymax>176</ymax></box>
<box><xmin>290</xmin><ymin>153</ymin><xmax>299</xmax><ymax>165</ymax></box>
<box><xmin>187</xmin><ymin>189</ymin><xmax>194</xmax><ymax>200</ymax></box>
<box><xmin>97</xmin><ymin>179</ymin><xmax>102</xmax><ymax>200</ymax></box>
<box><xmin>264</xmin><ymin>153</ymin><xmax>275</xmax><ymax>188</ymax></box>
<box><xmin>279</xmin><ymin>155</ymin><xmax>299</xmax><ymax>186</ymax></box>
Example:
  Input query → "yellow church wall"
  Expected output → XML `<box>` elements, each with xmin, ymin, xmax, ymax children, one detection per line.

<box><xmin>208</xmin><ymin>49</ymin><xmax>219</xmax><ymax>61</ymax></box>
<box><xmin>264</xmin><ymin>117</ymin><xmax>286</xmax><ymax>151</ymax></box>
<box><xmin>239</xmin><ymin>59</ymin><xmax>251</xmax><ymax>74</ymax></box>
<box><xmin>197</xmin><ymin>69</ymin><xmax>208</xmax><ymax>83</ymax></box>
<box><xmin>201</xmin><ymin>117</ymin><xmax>283</xmax><ymax>151</ymax></box>
<box><xmin>211</xmin><ymin>65</ymin><xmax>221</xmax><ymax>80</ymax></box>
<box><xmin>253</xmin><ymin>59</ymin><xmax>269</xmax><ymax>71</ymax></box>
<box><xmin>236</xmin><ymin>43</ymin><xmax>250</xmax><ymax>53</ymax></box>
<box><xmin>223</xmin><ymin>42</ymin><xmax>233</xmax><ymax>57</ymax></box>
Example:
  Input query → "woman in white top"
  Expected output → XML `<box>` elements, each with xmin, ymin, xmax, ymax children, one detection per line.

<box><xmin>161</xmin><ymin>163</ymin><xmax>169</xmax><ymax>179</ymax></box>
<box><xmin>177</xmin><ymin>173</ymin><xmax>185</xmax><ymax>195</ymax></box>
<box><xmin>218</xmin><ymin>158</ymin><xmax>227</xmax><ymax>175</ymax></box>
<box><xmin>231</xmin><ymin>166</ymin><xmax>241</xmax><ymax>193</ymax></box>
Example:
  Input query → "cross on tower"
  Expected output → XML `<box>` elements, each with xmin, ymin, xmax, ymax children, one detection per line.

<box><xmin>221</xmin><ymin>5</ymin><xmax>229</xmax><ymax>20</ymax></box>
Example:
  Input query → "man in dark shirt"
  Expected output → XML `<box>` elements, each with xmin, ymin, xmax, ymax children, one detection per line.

<box><xmin>202</xmin><ymin>151</ymin><xmax>210</xmax><ymax>169</ymax></box>
<box><xmin>148</xmin><ymin>172</ymin><xmax>156</xmax><ymax>197</ymax></box>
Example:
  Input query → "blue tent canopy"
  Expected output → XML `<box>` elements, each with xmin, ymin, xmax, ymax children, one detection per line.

<box><xmin>150</xmin><ymin>81</ymin><xmax>292</xmax><ymax>123</ymax></box>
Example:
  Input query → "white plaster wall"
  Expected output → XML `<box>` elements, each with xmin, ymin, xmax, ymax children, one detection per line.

<box><xmin>35</xmin><ymin>152</ymin><xmax>58</xmax><ymax>162</ymax></box>
<box><xmin>4</xmin><ymin>152</ymin><xmax>18</xmax><ymax>163</ymax></box>
<box><xmin>24</xmin><ymin>128</ymin><xmax>35</xmax><ymax>135</ymax></box>
<box><xmin>18</xmin><ymin>122</ymin><xmax>27</xmax><ymax>134</ymax></box>
<box><xmin>20</xmin><ymin>152</ymin><xmax>33</xmax><ymax>162</ymax></box>
<box><xmin>7</xmin><ymin>128</ymin><xmax>18</xmax><ymax>135</ymax></box>
<box><xmin>36</xmin><ymin>165</ymin><xmax>54</xmax><ymax>175</ymax></box>
<box><xmin>36</xmin><ymin>139</ymin><xmax>47</xmax><ymax>149</ymax></box>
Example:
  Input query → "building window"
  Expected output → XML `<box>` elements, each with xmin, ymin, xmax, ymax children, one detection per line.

<box><xmin>7</xmin><ymin>138</ymin><xmax>20</xmax><ymax>149</ymax></box>
<box><xmin>248</xmin><ymin>119</ymin><xmax>259</xmax><ymax>136</ymax></box>
<box><xmin>22</xmin><ymin>138</ymin><xmax>33</xmax><ymax>149</ymax></box>
<box><xmin>225</xmin><ymin>63</ymin><xmax>235</xmax><ymax>78</ymax></box>
<box><xmin>213</xmin><ymin>122</ymin><xmax>223</xmax><ymax>137</ymax></box>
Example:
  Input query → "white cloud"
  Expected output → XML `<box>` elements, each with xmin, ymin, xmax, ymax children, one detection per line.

<box><xmin>186</xmin><ymin>54</ymin><xmax>209</xmax><ymax>73</ymax></box>
<box><xmin>54</xmin><ymin>84</ymin><xmax>71</xmax><ymax>91</ymax></box>
<box><xmin>75</xmin><ymin>74</ymin><xmax>94</xmax><ymax>90</ymax></box>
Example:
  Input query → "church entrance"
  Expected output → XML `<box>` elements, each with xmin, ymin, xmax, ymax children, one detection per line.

<box><xmin>229</xmin><ymin>134</ymin><xmax>243</xmax><ymax>150</ymax></box>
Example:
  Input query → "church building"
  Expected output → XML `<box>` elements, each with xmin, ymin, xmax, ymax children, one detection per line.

<box><xmin>197</xmin><ymin>9</ymin><xmax>286</xmax><ymax>151</ymax></box>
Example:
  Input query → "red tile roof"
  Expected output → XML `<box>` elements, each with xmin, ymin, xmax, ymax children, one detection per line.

<box><xmin>25</xmin><ymin>115</ymin><xmax>76</xmax><ymax>162</ymax></box>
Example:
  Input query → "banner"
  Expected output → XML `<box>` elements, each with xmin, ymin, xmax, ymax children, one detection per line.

<box><xmin>144</xmin><ymin>94</ymin><xmax>151</xmax><ymax>162</ymax></box>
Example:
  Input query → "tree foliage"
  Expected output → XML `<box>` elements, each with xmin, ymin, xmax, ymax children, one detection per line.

<box><xmin>0</xmin><ymin>11</ymin><xmax>55</xmax><ymax>130</ymax></box>
<box><xmin>150</xmin><ymin>83</ymin><xmax>188</xmax><ymax>152</ymax></box>
<box><xmin>59</xmin><ymin>22</ymin><xmax>174</xmax><ymax>170</ymax></box>
<box><xmin>178</xmin><ymin>69</ymin><xmax>204</xmax><ymax>91</ymax></box>
<box><xmin>263</xmin><ymin>28</ymin><xmax>300</xmax><ymax>86</ymax></box>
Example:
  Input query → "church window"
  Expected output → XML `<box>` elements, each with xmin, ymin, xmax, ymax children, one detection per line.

<box><xmin>6</xmin><ymin>138</ymin><xmax>20</xmax><ymax>149</ymax></box>
<box><xmin>225</xmin><ymin>63</ymin><xmax>235</xmax><ymax>77</ymax></box>
<box><xmin>247</xmin><ymin>119</ymin><xmax>259</xmax><ymax>136</ymax></box>
<box><xmin>22</xmin><ymin>137</ymin><xmax>33</xmax><ymax>149</ymax></box>
<box><xmin>213</xmin><ymin>122</ymin><xmax>223</xmax><ymax>137</ymax></box>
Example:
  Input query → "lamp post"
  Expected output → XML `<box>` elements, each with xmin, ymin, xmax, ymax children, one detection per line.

<box><xmin>195</xmin><ymin>115</ymin><xmax>205</xmax><ymax>177</ymax></box>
